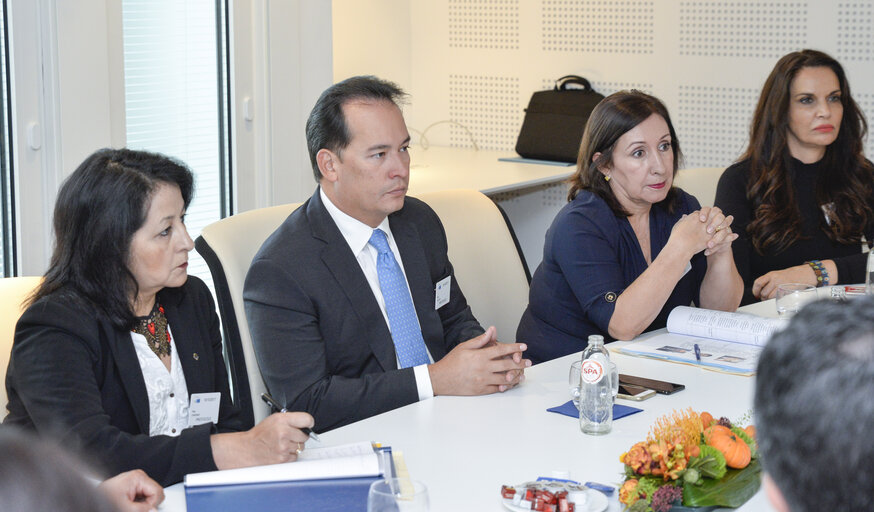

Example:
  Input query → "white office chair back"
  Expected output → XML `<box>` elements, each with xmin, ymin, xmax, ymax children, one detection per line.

<box><xmin>673</xmin><ymin>167</ymin><xmax>725</xmax><ymax>207</ymax></box>
<box><xmin>418</xmin><ymin>189</ymin><xmax>530</xmax><ymax>341</ymax></box>
<box><xmin>0</xmin><ymin>276</ymin><xmax>43</xmax><ymax>412</ymax></box>
<box><xmin>196</xmin><ymin>203</ymin><xmax>301</xmax><ymax>425</ymax></box>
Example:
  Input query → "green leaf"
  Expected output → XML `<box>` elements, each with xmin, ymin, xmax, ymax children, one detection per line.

<box><xmin>688</xmin><ymin>446</ymin><xmax>726</xmax><ymax>480</ymax></box>
<box><xmin>682</xmin><ymin>458</ymin><xmax>762</xmax><ymax>508</ymax></box>
<box><xmin>731</xmin><ymin>426</ymin><xmax>759</xmax><ymax>459</ymax></box>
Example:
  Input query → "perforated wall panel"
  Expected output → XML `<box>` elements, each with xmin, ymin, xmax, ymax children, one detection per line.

<box><xmin>448</xmin><ymin>74</ymin><xmax>521</xmax><ymax>151</ymax></box>
<box><xmin>676</xmin><ymin>85</ymin><xmax>759</xmax><ymax>168</ymax></box>
<box><xmin>449</xmin><ymin>0</ymin><xmax>520</xmax><ymax>50</ymax></box>
<box><xmin>837</xmin><ymin>2</ymin><xmax>874</xmax><ymax>61</ymax></box>
<box><xmin>679</xmin><ymin>1</ymin><xmax>807</xmax><ymax>58</ymax></box>
<box><xmin>857</xmin><ymin>93</ymin><xmax>874</xmax><ymax>158</ymax></box>
<box><xmin>542</xmin><ymin>0</ymin><xmax>654</xmax><ymax>53</ymax></box>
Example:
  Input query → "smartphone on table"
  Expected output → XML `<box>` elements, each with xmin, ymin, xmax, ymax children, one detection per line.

<box><xmin>616</xmin><ymin>384</ymin><xmax>656</xmax><ymax>401</ymax></box>
<box><xmin>618</xmin><ymin>374</ymin><xmax>685</xmax><ymax>395</ymax></box>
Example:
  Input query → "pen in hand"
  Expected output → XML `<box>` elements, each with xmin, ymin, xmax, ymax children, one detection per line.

<box><xmin>260</xmin><ymin>392</ymin><xmax>321</xmax><ymax>442</ymax></box>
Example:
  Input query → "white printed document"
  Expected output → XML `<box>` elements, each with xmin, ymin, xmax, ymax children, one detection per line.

<box><xmin>184</xmin><ymin>441</ymin><xmax>382</xmax><ymax>487</ymax></box>
<box><xmin>614</xmin><ymin>306</ymin><xmax>789</xmax><ymax>376</ymax></box>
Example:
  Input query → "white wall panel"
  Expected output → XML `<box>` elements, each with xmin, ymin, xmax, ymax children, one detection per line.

<box><xmin>334</xmin><ymin>0</ymin><xmax>874</xmax><ymax>273</ymax></box>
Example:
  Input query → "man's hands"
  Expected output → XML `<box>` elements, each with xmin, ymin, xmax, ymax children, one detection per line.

<box><xmin>428</xmin><ymin>326</ymin><xmax>531</xmax><ymax>396</ymax></box>
<box><xmin>98</xmin><ymin>470</ymin><xmax>164</xmax><ymax>512</ymax></box>
<box><xmin>211</xmin><ymin>411</ymin><xmax>315</xmax><ymax>470</ymax></box>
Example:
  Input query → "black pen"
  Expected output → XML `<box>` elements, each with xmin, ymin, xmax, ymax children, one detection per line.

<box><xmin>260</xmin><ymin>392</ymin><xmax>321</xmax><ymax>442</ymax></box>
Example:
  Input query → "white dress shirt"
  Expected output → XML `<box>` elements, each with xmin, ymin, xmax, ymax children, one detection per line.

<box><xmin>130</xmin><ymin>325</ymin><xmax>191</xmax><ymax>436</ymax></box>
<box><xmin>320</xmin><ymin>188</ymin><xmax>435</xmax><ymax>400</ymax></box>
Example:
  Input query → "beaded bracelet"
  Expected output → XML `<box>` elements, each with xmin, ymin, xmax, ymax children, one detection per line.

<box><xmin>806</xmin><ymin>260</ymin><xmax>829</xmax><ymax>287</ymax></box>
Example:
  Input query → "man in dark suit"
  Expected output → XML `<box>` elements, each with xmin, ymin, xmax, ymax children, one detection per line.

<box><xmin>244</xmin><ymin>76</ymin><xmax>530</xmax><ymax>431</ymax></box>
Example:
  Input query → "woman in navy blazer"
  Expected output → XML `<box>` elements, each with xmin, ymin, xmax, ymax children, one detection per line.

<box><xmin>4</xmin><ymin>148</ymin><xmax>313</xmax><ymax>486</ymax></box>
<box><xmin>517</xmin><ymin>91</ymin><xmax>743</xmax><ymax>363</ymax></box>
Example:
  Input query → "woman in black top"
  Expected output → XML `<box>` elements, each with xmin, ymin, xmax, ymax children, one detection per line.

<box><xmin>715</xmin><ymin>49</ymin><xmax>874</xmax><ymax>304</ymax></box>
<box><xmin>5</xmin><ymin>148</ymin><xmax>314</xmax><ymax>485</ymax></box>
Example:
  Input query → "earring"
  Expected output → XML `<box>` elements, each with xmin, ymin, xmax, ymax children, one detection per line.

<box><xmin>604</xmin><ymin>174</ymin><xmax>611</xmax><ymax>182</ymax></box>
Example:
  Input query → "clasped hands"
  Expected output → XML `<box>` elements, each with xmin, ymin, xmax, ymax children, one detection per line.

<box><xmin>428</xmin><ymin>326</ymin><xmax>531</xmax><ymax>396</ymax></box>
<box><xmin>673</xmin><ymin>206</ymin><xmax>738</xmax><ymax>257</ymax></box>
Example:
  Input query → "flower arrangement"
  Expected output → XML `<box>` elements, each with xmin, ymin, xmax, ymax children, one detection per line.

<box><xmin>618</xmin><ymin>408</ymin><xmax>760</xmax><ymax>511</ymax></box>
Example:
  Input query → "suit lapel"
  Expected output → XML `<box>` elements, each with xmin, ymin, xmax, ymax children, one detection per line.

<box><xmin>160</xmin><ymin>287</ymin><xmax>209</xmax><ymax>395</ymax></box>
<box><xmin>104</xmin><ymin>322</ymin><xmax>151</xmax><ymax>434</ymax></box>
<box><xmin>308</xmin><ymin>191</ymin><xmax>398</xmax><ymax>371</ymax></box>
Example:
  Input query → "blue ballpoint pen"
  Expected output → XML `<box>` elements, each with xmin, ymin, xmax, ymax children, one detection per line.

<box><xmin>693</xmin><ymin>343</ymin><xmax>702</xmax><ymax>363</ymax></box>
<box><xmin>260</xmin><ymin>392</ymin><xmax>321</xmax><ymax>442</ymax></box>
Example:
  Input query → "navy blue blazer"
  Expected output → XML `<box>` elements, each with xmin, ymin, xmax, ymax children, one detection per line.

<box><xmin>517</xmin><ymin>189</ymin><xmax>707</xmax><ymax>363</ymax></box>
<box><xmin>244</xmin><ymin>189</ymin><xmax>483</xmax><ymax>432</ymax></box>
<box><xmin>4</xmin><ymin>277</ymin><xmax>247</xmax><ymax>486</ymax></box>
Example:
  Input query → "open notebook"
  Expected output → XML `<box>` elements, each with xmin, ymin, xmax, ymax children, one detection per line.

<box><xmin>613</xmin><ymin>306</ymin><xmax>788</xmax><ymax>376</ymax></box>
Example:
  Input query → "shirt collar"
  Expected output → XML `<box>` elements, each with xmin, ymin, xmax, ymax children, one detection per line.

<box><xmin>320</xmin><ymin>187</ymin><xmax>392</xmax><ymax>255</ymax></box>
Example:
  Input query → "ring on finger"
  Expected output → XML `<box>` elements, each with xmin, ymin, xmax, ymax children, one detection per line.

<box><xmin>296</xmin><ymin>442</ymin><xmax>303</xmax><ymax>455</ymax></box>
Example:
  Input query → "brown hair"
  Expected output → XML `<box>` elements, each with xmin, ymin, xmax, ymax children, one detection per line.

<box><xmin>567</xmin><ymin>90</ymin><xmax>683</xmax><ymax>216</ymax></box>
<box><xmin>743</xmin><ymin>49</ymin><xmax>874</xmax><ymax>253</ymax></box>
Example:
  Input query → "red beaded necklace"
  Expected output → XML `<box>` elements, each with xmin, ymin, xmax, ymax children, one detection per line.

<box><xmin>132</xmin><ymin>302</ymin><xmax>172</xmax><ymax>357</ymax></box>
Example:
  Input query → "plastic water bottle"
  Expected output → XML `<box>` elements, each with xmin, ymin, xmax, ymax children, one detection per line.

<box><xmin>866</xmin><ymin>250</ymin><xmax>874</xmax><ymax>295</ymax></box>
<box><xmin>579</xmin><ymin>335</ymin><xmax>613</xmax><ymax>435</ymax></box>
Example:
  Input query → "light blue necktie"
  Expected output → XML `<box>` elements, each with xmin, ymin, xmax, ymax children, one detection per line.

<box><xmin>368</xmin><ymin>229</ymin><xmax>430</xmax><ymax>368</ymax></box>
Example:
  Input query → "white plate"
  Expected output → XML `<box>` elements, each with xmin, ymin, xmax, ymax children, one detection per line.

<box><xmin>502</xmin><ymin>488</ymin><xmax>608</xmax><ymax>512</ymax></box>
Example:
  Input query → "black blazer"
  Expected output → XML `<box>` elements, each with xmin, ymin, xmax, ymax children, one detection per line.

<box><xmin>244</xmin><ymin>189</ymin><xmax>483</xmax><ymax>432</ymax></box>
<box><xmin>3</xmin><ymin>277</ymin><xmax>247</xmax><ymax>486</ymax></box>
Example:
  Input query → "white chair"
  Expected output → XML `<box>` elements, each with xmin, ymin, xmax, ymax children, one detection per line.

<box><xmin>197</xmin><ymin>191</ymin><xmax>530</xmax><ymax>423</ymax></box>
<box><xmin>674</xmin><ymin>167</ymin><xmax>725</xmax><ymax>207</ymax></box>
<box><xmin>418</xmin><ymin>189</ymin><xmax>530</xmax><ymax>341</ymax></box>
<box><xmin>195</xmin><ymin>203</ymin><xmax>301</xmax><ymax>425</ymax></box>
<box><xmin>0</xmin><ymin>276</ymin><xmax>43</xmax><ymax>412</ymax></box>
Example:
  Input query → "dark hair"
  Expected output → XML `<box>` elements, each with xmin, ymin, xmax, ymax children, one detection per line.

<box><xmin>29</xmin><ymin>148</ymin><xmax>194</xmax><ymax>329</ymax></box>
<box><xmin>0</xmin><ymin>427</ymin><xmax>119</xmax><ymax>512</ymax></box>
<box><xmin>567</xmin><ymin>90</ymin><xmax>683</xmax><ymax>216</ymax></box>
<box><xmin>743</xmin><ymin>49</ymin><xmax>874</xmax><ymax>253</ymax></box>
<box><xmin>755</xmin><ymin>296</ymin><xmax>874</xmax><ymax>512</ymax></box>
<box><xmin>305</xmin><ymin>75</ymin><xmax>408</xmax><ymax>182</ymax></box>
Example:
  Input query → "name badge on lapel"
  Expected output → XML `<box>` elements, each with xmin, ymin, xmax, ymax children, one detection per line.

<box><xmin>188</xmin><ymin>392</ymin><xmax>221</xmax><ymax>427</ymax></box>
<box><xmin>435</xmin><ymin>276</ymin><xmax>451</xmax><ymax>310</ymax></box>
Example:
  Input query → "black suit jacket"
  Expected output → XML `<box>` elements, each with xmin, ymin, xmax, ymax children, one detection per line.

<box><xmin>3</xmin><ymin>277</ymin><xmax>247</xmax><ymax>486</ymax></box>
<box><xmin>244</xmin><ymin>189</ymin><xmax>483</xmax><ymax>432</ymax></box>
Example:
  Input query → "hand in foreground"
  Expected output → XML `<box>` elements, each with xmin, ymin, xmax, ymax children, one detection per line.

<box><xmin>211</xmin><ymin>411</ymin><xmax>314</xmax><ymax>470</ymax></box>
<box><xmin>428</xmin><ymin>326</ymin><xmax>531</xmax><ymax>396</ymax></box>
<box><xmin>752</xmin><ymin>264</ymin><xmax>817</xmax><ymax>300</ymax></box>
<box><xmin>695</xmin><ymin>207</ymin><xmax>739</xmax><ymax>257</ymax></box>
<box><xmin>98</xmin><ymin>470</ymin><xmax>164</xmax><ymax>512</ymax></box>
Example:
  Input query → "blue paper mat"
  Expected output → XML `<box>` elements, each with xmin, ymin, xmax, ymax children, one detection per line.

<box><xmin>547</xmin><ymin>400</ymin><xmax>643</xmax><ymax>420</ymax></box>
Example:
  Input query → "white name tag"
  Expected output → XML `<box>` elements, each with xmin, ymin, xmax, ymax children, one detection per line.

<box><xmin>188</xmin><ymin>392</ymin><xmax>221</xmax><ymax>427</ymax></box>
<box><xmin>435</xmin><ymin>276</ymin><xmax>451</xmax><ymax>310</ymax></box>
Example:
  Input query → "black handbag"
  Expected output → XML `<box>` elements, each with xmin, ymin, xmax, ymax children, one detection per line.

<box><xmin>515</xmin><ymin>75</ymin><xmax>605</xmax><ymax>163</ymax></box>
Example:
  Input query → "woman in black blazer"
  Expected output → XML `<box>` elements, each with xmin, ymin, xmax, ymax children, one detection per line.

<box><xmin>4</xmin><ymin>148</ymin><xmax>313</xmax><ymax>486</ymax></box>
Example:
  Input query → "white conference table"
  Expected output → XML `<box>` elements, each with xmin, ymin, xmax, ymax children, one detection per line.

<box><xmin>163</xmin><ymin>294</ymin><xmax>839</xmax><ymax>511</ymax></box>
<box><xmin>405</xmin><ymin>146</ymin><xmax>574</xmax><ymax>196</ymax></box>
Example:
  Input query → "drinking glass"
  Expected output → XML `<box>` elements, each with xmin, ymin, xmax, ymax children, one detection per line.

<box><xmin>775</xmin><ymin>283</ymin><xmax>817</xmax><ymax>316</ymax></box>
<box><xmin>569</xmin><ymin>360</ymin><xmax>582</xmax><ymax>409</ymax></box>
<box><xmin>367</xmin><ymin>478</ymin><xmax>429</xmax><ymax>512</ymax></box>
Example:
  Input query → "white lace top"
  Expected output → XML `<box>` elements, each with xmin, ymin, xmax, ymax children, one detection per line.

<box><xmin>130</xmin><ymin>325</ymin><xmax>190</xmax><ymax>436</ymax></box>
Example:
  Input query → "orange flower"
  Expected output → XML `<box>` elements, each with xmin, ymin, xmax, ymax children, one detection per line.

<box><xmin>620</xmin><ymin>442</ymin><xmax>653</xmax><ymax>475</ymax></box>
<box><xmin>618</xmin><ymin>479</ymin><xmax>641</xmax><ymax>505</ymax></box>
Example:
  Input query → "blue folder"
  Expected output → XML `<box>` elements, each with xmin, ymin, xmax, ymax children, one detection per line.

<box><xmin>185</xmin><ymin>475</ymin><xmax>380</xmax><ymax>512</ymax></box>
<box><xmin>185</xmin><ymin>445</ymin><xmax>394</xmax><ymax>512</ymax></box>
